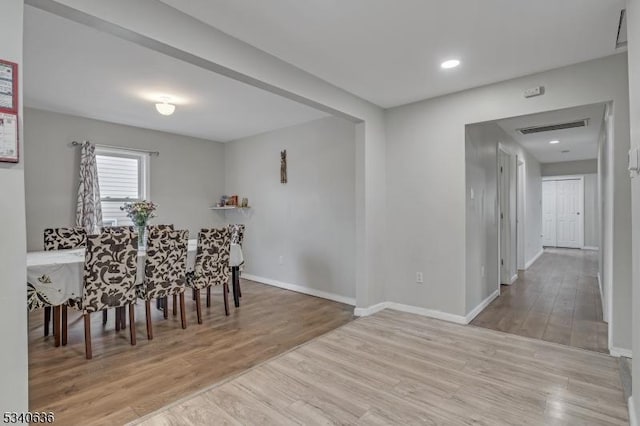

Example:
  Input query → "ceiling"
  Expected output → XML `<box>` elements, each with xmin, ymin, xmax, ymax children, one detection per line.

<box><xmin>159</xmin><ymin>0</ymin><xmax>626</xmax><ymax>108</ymax></box>
<box><xmin>23</xmin><ymin>7</ymin><xmax>327</xmax><ymax>143</ymax></box>
<box><xmin>496</xmin><ymin>104</ymin><xmax>606</xmax><ymax>164</ymax></box>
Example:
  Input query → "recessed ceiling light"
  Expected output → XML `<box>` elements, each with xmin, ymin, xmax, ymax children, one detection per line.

<box><xmin>549</xmin><ymin>140</ymin><xmax>560</xmax><ymax>144</ymax></box>
<box><xmin>155</xmin><ymin>97</ymin><xmax>176</xmax><ymax>116</ymax></box>
<box><xmin>441</xmin><ymin>59</ymin><xmax>461</xmax><ymax>69</ymax></box>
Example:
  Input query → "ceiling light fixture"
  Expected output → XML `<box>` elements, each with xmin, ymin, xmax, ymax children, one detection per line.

<box><xmin>440</xmin><ymin>59</ymin><xmax>461</xmax><ymax>69</ymax></box>
<box><xmin>549</xmin><ymin>140</ymin><xmax>560</xmax><ymax>144</ymax></box>
<box><xmin>155</xmin><ymin>97</ymin><xmax>176</xmax><ymax>116</ymax></box>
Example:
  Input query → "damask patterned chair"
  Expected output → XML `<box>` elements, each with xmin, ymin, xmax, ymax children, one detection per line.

<box><xmin>81</xmin><ymin>229</ymin><xmax>138</xmax><ymax>359</ymax></box>
<box><xmin>137</xmin><ymin>227</ymin><xmax>189</xmax><ymax>339</ymax></box>
<box><xmin>187</xmin><ymin>228</ymin><xmax>231</xmax><ymax>324</ymax></box>
<box><xmin>228</xmin><ymin>224</ymin><xmax>245</xmax><ymax>305</ymax></box>
<box><xmin>42</xmin><ymin>227</ymin><xmax>86</xmax><ymax>345</ymax></box>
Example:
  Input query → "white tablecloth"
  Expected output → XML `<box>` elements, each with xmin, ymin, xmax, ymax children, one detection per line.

<box><xmin>26</xmin><ymin>240</ymin><xmax>243</xmax><ymax>308</ymax></box>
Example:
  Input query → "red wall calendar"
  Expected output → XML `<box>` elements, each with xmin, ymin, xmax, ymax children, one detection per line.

<box><xmin>0</xmin><ymin>59</ymin><xmax>18</xmax><ymax>163</ymax></box>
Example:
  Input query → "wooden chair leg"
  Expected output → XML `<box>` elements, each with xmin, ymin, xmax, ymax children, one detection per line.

<box><xmin>44</xmin><ymin>306</ymin><xmax>51</xmax><ymax>337</ymax></box>
<box><xmin>145</xmin><ymin>300</ymin><xmax>153</xmax><ymax>340</ymax></box>
<box><xmin>129</xmin><ymin>304</ymin><xmax>136</xmax><ymax>346</ymax></box>
<box><xmin>163</xmin><ymin>297</ymin><xmax>169</xmax><ymax>319</ymax></box>
<box><xmin>206</xmin><ymin>287</ymin><xmax>211</xmax><ymax>307</ymax></box>
<box><xmin>195</xmin><ymin>289</ymin><xmax>202</xmax><ymax>324</ymax></box>
<box><xmin>173</xmin><ymin>294</ymin><xmax>178</xmax><ymax>316</ymax></box>
<box><xmin>237</xmin><ymin>270</ymin><xmax>242</xmax><ymax>298</ymax></box>
<box><xmin>102</xmin><ymin>310</ymin><xmax>108</xmax><ymax>325</ymax></box>
<box><xmin>180</xmin><ymin>293</ymin><xmax>187</xmax><ymax>329</ymax></box>
<box><xmin>61</xmin><ymin>305</ymin><xmax>68</xmax><ymax>346</ymax></box>
<box><xmin>115</xmin><ymin>308</ymin><xmax>121</xmax><ymax>331</ymax></box>
<box><xmin>53</xmin><ymin>305</ymin><xmax>61</xmax><ymax>347</ymax></box>
<box><xmin>223</xmin><ymin>283</ymin><xmax>229</xmax><ymax>316</ymax></box>
<box><xmin>121</xmin><ymin>306</ymin><xmax>127</xmax><ymax>329</ymax></box>
<box><xmin>192</xmin><ymin>288</ymin><xmax>196</xmax><ymax>301</ymax></box>
<box><xmin>232</xmin><ymin>268</ymin><xmax>240</xmax><ymax>308</ymax></box>
<box><xmin>84</xmin><ymin>312</ymin><xmax>92</xmax><ymax>360</ymax></box>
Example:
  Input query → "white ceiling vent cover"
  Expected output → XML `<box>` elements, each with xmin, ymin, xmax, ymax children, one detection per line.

<box><xmin>517</xmin><ymin>119</ymin><xmax>589</xmax><ymax>135</ymax></box>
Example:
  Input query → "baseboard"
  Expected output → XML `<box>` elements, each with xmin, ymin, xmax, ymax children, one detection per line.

<box><xmin>525</xmin><ymin>249</ymin><xmax>544</xmax><ymax>269</ymax></box>
<box><xmin>583</xmin><ymin>246</ymin><xmax>599</xmax><ymax>251</ymax></box>
<box><xmin>509</xmin><ymin>274</ymin><xmax>518</xmax><ymax>285</ymax></box>
<box><xmin>465</xmin><ymin>289</ymin><xmax>500</xmax><ymax>323</ymax></box>
<box><xmin>597</xmin><ymin>272</ymin><xmax>605</xmax><ymax>317</ymax></box>
<box><xmin>610</xmin><ymin>346</ymin><xmax>633</xmax><ymax>358</ymax></box>
<box><xmin>241</xmin><ymin>274</ymin><xmax>356</xmax><ymax>306</ymax></box>
<box><xmin>353</xmin><ymin>302</ymin><xmax>388</xmax><ymax>317</ymax></box>
<box><xmin>630</xmin><ymin>396</ymin><xmax>638</xmax><ymax>426</ymax></box>
<box><xmin>386</xmin><ymin>302</ymin><xmax>467</xmax><ymax>324</ymax></box>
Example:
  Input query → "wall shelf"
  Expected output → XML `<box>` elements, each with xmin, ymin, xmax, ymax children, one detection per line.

<box><xmin>209</xmin><ymin>206</ymin><xmax>250</xmax><ymax>211</ymax></box>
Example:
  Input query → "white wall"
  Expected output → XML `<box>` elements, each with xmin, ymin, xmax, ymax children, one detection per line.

<box><xmin>541</xmin><ymin>159</ymin><xmax>597</xmax><ymax>176</ymax></box>
<box><xmin>626</xmin><ymin>0</ymin><xmax>640</xmax><ymax>420</ymax></box>
<box><xmin>386</xmin><ymin>53</ymin><xmax>631</xmax><ymax>346</ymax></box>
<box><xmin>0</xmin><ymin>0</ymin><xmax>28</xmax><ymax>413</ymax></box>
<box><xmin>24</xmin><ymin>108</ymin><xmax>226</xmax><ymax>250</ymax></box>
<box><xmin>224</xmin><ymin>117</ymin><xmax>355</xmax><ymax>301</ymax></box>
<box><xmin>465</xmin><ymin>122</ymin><xmax>542</xmax><ymax>312</ymax></box>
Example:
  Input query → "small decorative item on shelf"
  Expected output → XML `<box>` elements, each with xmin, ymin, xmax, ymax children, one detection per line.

<box><xmin>120</xmin><ymin>200</ymin><xmax>157</xmax><ymax>248</ymax></box>
<box><xmin>226</xmin><ymin>195</ymin><xmax>238</xmax><ymax>206</ymax></box>
<box><xmin>241</xmin><ymin>198</ymin><xmax>249</xmax><ymax>208</ymax></box>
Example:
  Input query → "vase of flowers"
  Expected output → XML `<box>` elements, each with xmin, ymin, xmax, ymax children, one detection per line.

<box><xmin>120</xmin><ymin>200</ymin><xmax>157</xmax><ymax>248</ymax></box>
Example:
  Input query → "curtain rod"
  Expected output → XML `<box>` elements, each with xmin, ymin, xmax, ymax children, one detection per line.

<box><xmin>71</xmin><ymin>141</ymin><xmax>159</xmax><ymax>156</ymax></box>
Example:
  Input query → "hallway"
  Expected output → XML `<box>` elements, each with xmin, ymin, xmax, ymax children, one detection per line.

<box><xmin>471</xmin><ymin>248</ymin><xmax>608</xmax><ymax>353</ymax></box>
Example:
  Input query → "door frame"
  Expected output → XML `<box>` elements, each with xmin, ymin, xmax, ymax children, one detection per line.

<box><xmin>497</xmin><ymin>144</ymin><xmax>517</xmax><ymax>289</ymax></box>
<box><xmin>516</xmin><ymin>157</ymin><xmax>525</xmax><ymax>270</ymax></box>
<box><xmin>542</xmin><ymin>175</ymin><xmax>585</xmax><ymax>249</ymax></box>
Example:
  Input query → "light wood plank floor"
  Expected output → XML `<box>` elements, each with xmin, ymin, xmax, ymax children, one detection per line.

<box><xmin>471</xmin><ymin>248</ymin><xmax>608</xmax><ymax>353</ymax></box>
<box><xmin>28</xmin><ymin>280</ymin><xmax>354</xmax><ymax>425</ymax></box>
<box><xmin>135</xmin><ymin>309</ymin><xmax>628</xmax><ymax>425</ymax></box>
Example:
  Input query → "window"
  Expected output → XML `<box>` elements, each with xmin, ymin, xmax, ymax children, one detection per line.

<box><xmin>95</xmin><ymin>147</ymin><xmax>150</xmax><ymax>226</ymax></box>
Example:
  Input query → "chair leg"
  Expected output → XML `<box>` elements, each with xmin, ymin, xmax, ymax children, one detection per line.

<box><xmin>180</xmin><ymin>293</ymin><xmax>187</xmax><ymax>329</ymax></box>
<box><xmin>121</xmin><ymin>306</ymin><xmax>127</xmax><ymax>329</ymax></box>
<box><xmin>84</xmin><ymin>313</ymin><xmax>92</xmax><ymax>360</ymax></box>
<box><xmin>232</xmin><ymin>268</ymin><xmax>240</xmax><ymax>308</ymax></box>
<box><xmin>115</xmin><ymin>308</ymin><xmax>121</xmax><ymax>332</ymax></box>
<box><xmin>145</xmin><ymin>300</ymin><xmax>153</xmax><ymax>340</ymax></box>
<box><xmin>102</xmin><ymin>310</ymin><xmax>108</xmax><ymax>325</ymax></box>
<box><xmin>129</xmin><ymin>304</ymin><xmax>136</xmax><ymax>346</ymax></box>
<box><xmin>206</xmin><ymin>287</ymin><xmax>211</xmax><ymax>307</ymax></box>
<box><xmin>173</xmin><ymin>294</ymin><xmax>178</xmax><ymax>316</ymax></box>
<box><xmin>163</xmin><ymin>297</ymin><xmax>169</xmax><ymax>319</ymax></box>
<box><xmin>223</xmin><ymin>283</ymin><xmax>230</xmax><ymax>316</ymax></box>
<box><xmin>53</xmin><ymin>305</ymin><xmax>61</xmax><ymax>347</ymax></box>
<box><xmin>238</xmin><ymin>271</ymin><xmax>242</xmax><ymax>298</ymax></box>
<box><xmin>192</xmin><ymin>288</ymin><xmax>196</xmax><ymax>301</ymax></box>
<box><xmin>195</xmin><ymin>289</ymin><xmax>202</xmax><ymax>324</ymax></box>
<box><xmin>61</xmin><ymin>305</ymin><xmax>68</xmax><ymax>346</ymax></box>
<box><xmin>44</xmin><ymin>306</ymin><xmax>51</xmax><ymax>337</ymax></box>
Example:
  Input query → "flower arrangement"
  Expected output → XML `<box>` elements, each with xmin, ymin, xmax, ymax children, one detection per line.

<box><xmin>120</xmin><ymin>200</ymin><xmax>157</xmax><ymax>226</ymax></box>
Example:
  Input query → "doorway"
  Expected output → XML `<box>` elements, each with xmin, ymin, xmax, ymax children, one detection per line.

<box><xmin>542</xmin><ymin>176</ymin><xmax>584</xmax><ymax>248</ymax></box>
<box><xmin>498</xmin><ymin>146</ymin><xmax>517</xmax><ymax>285</ymax></box>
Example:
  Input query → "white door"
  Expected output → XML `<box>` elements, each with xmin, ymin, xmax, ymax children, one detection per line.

<box><xmin>556</xmin><ymin>179</ymin><xmax>583</xmax><ymax>248</ymax></box>
<box><xmin>542</xmin><ymin>181</ymin><xmax>557</xmax><ymax>246</ymax></box>
<box><xmin>498</xmin><ymin>149</ymin><xmax>511</xmax><ymax>284</ymax></box>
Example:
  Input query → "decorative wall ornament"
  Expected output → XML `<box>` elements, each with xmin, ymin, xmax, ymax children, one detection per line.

<box><xmin>280</xmin><ymin>149</ymin><xmax>287</xmax><ymax>184</ymax></box>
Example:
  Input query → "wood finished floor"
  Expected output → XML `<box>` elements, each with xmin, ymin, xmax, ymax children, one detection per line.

<box><xmin>28</xmin><ymin>280</ymin><xmax>354</xmax><ymax>425</ymax></box>
<box><xmin>471</xmin><ymin>248</ymin><xmax>608</xmax><ymax>353</ymax></box>
<box><xmin>135</xmin><ymin>309</ymin><xmax>628</xmax><ymax>426</ymax></box>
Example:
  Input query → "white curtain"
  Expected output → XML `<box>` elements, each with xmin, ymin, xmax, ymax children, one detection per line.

<box><xmin>75</xmin><ymin>141</ymin><xmax>103</xmax><ymax>233</ymax></box>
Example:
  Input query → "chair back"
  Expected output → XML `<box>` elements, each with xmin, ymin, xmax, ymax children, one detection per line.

<box><xmin>192</xmin><ymin>228</ymin><xmax>231</xmax><ymax>290</ymax></box>
<box><xmin>142</xmin><ymin>228</ymin><xmax>188</xmax><ymax>299</ymax></box>
<box><xmin>83</xmin><ymin>229</ymin><xmax>138</xmax><ymax>313</ymax></box>
<box><xmin>228</xmin><ymin>224</ymin><xmax>245</xmax><ymax>246</ymax></box>
<box><xmin>101</xmin><ymin>226</ymin><xmax>135</xmax><ymax>234</ymax></box>
<box><xmin>147</xmin><ymin>224</ymin><xmax>174</xmax><ymax>233</ymax></box>
<box><xmin>44</xmin><ymin>227</ymin><xmax>86</xmax><ymax>250</ymax></box>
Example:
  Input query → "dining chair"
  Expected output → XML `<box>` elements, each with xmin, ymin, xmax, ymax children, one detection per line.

<box><xmin>145</xmin><ymin>224</ymin><xmax>176</xmax><ymax>313</ymax></box>
<box><xmin>228</xmin><ymin>224</ymin><xmax>245</xmax><ymax>305</ymax></box>
<box><xmin>42</xmin><ymin>227</ymin><xmax>86</xmax><ymax>345</ymax></box>
<box><xmin>137</xmin><ymin>227</ymin><xmax>188</xmax><ymax>339</ymax></box>
<box><xmin>80</xmin><ymin>229</ymin><xmax>138</xmax><ymax>359</ymax></box>
<box><xmin>187</xmin><ymin>228</ymin><xmax>231</xmax><ymax>324</ymax></box>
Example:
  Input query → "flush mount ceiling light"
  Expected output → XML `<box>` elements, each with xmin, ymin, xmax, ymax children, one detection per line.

<box><xmin>440</xmin><ymin>59</ymin><xmax>461</xmax><ymax>69</ymax></box>
<box><xmin>155</xmin><ymin>97</ymin><xmax>176</xmax><ymax>116</ymax></box>
<box><xmin>549</xmin><ymin>140</ymin><xmax>560</xmax><ymax>144</ymax></box>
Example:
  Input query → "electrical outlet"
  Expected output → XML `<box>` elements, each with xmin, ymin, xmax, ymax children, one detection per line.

<box><xmin>278</xmin><ymin>255</ymin><xmax>284</xmax><ymax>265</ymax></box>
<box><xmin>416</xmin><ymin>272</ymin><xmax>424</xmax><ymax>284</ymax></box>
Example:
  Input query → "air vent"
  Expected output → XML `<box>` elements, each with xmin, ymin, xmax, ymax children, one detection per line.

<box><xmin>517</xmin><ymin>119</ymin><xmax>589</xmax><ymax>135</ymax></box>
<box><xmin>617</xmin><ymin>9</ymin><xmax>627</xmax><ymax>49</ymax></box>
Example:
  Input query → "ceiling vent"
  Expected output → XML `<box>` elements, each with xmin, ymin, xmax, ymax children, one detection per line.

<box><xmin>517</xmin><ymin>119</ymin><xmax>589</xmax><ymax>135</ymax></box>
<box><xmin>617</xmin><ymin>9</ymin><xmax>627</xmax><ymax>49</ymax></box>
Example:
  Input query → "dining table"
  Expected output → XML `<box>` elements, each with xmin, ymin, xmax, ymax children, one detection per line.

<box><xmin>26</xmin><ymin>240</ymin><xmax>244</xmax><ymax>312</ymax></box>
